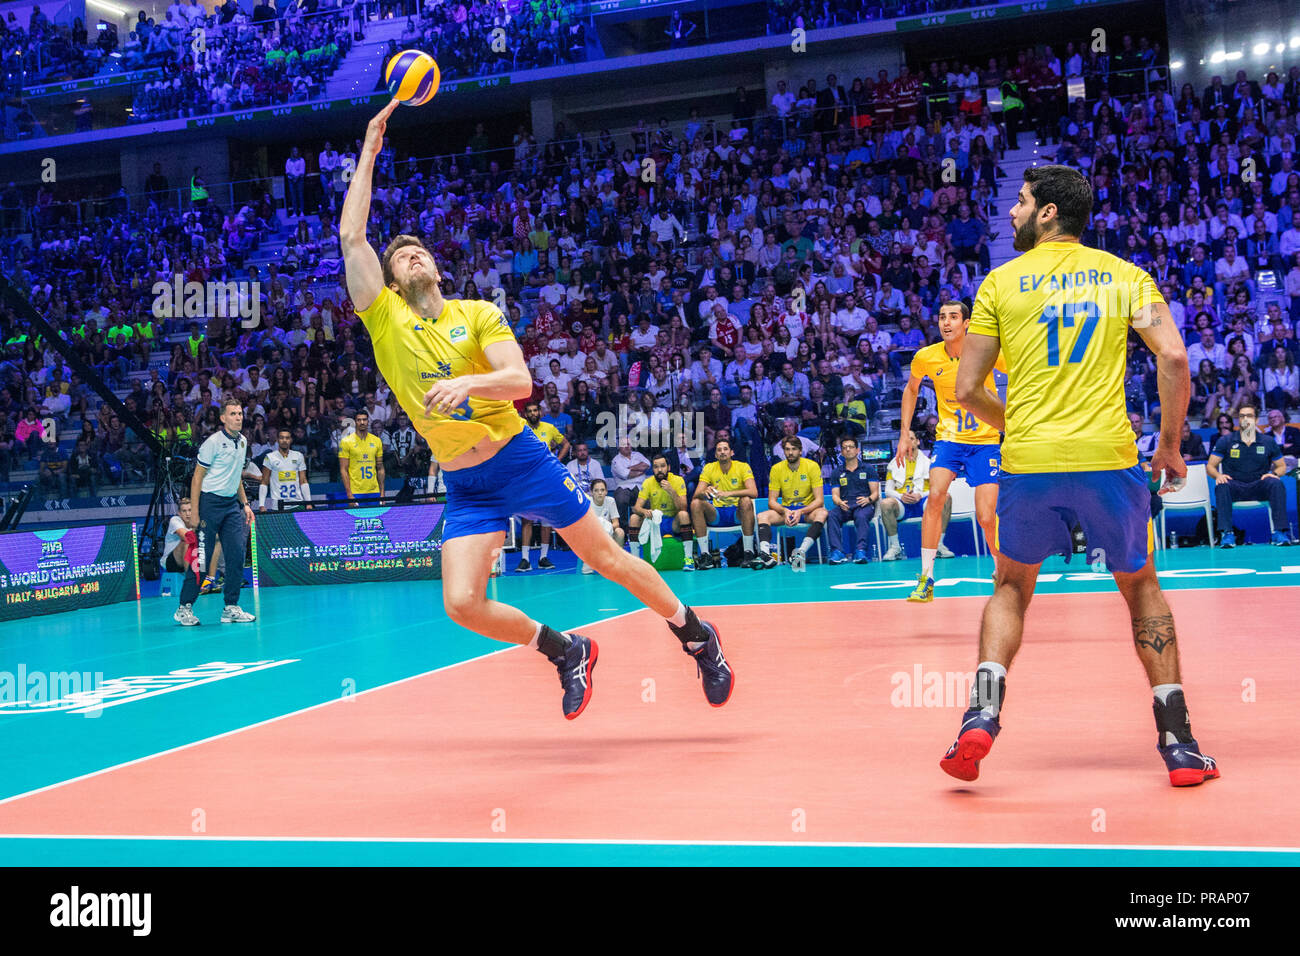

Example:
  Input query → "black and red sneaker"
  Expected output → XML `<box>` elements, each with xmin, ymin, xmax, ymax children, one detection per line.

<box><xmin>552</xmin><ymin>634</ymin><xmax>598</xmax><ymax>720</ymax></box>
<box><xmin>939</xmin><ymin>709</ymin><xmax>1001</xmax><ymax>781</ymax></box>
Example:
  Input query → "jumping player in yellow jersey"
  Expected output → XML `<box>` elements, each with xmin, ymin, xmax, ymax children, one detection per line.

<box><xmin>339</xmin><ymin>99</ymin><xmax>733</xmax><ymax>720</ymax></box>
<box><xmin>898</xmin><ymin>300</ymin><xmax>1007</xmax><ymax>601</ymax></box>
<box><xmin>752</xmin><ymin>436</ymin><xmax>827</xmax><ymax>572</ymax></box>
<box><xmin>943</xmin><ymin>164</ymin><xmax>1217</xmax><ymax>787</ymax></box>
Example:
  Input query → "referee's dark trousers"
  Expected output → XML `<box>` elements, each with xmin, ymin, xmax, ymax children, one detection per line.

<box><xmin>1214</xmin><ymin>478</ymin><xmax>1287</xmax><ymax>537</ymax></box>
<box><xmin>179</xmin><ymin>492</ymin><xmax>247</xmax><ymax>606</ymax></box>
<box><xmin>826</xmin><ymin>501</ymin><xmax>876</xmax><ymax>554</ymax></box>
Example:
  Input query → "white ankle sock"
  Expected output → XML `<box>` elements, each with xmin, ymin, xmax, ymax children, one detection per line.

<box><xmin>921</xmin><ymin>547</ymin><xmax>936</xmax><ymax>577</ymax></box>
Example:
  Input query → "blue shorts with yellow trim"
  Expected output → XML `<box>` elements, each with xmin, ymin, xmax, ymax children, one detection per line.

<box><xmin>932</xmin><ymin>440</ymin><xmax>1001</xmax><ymax>486</ymax></box>
<box><xmin>441</xmin><ymin>429</ymin><xmax>591</xmax><ymax>541</ymax></box>
<box><xmin>996</xmin><ymin>466</ymin><xmax>1153</xmax><ymax>573</ymax></box>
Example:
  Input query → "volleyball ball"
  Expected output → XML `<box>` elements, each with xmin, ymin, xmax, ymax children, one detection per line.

<box><xmin>385</xmin><ymin>50</ymin><xmax>440</xmax><ymax>106</ymax></box>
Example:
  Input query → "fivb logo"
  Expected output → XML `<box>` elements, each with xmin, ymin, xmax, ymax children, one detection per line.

<box><xmin>151</xmin><ymin>274</ymin><xmax>261</xmax><ymax>328</ymax></box>
<box><xmin>594</xmin><ymin>404</ymin><xmax>704</xmax><ymax>456</ymax></box>
<box><xmin>50</xmin><ymin>886</ymin><xmax>151</xmax><ymax>936</ymax></box>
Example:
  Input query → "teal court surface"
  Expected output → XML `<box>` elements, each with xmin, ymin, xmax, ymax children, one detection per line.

<box><xmin>2</xmin><ymin>547</ymin><xmax>1298</xmax><ymax>865</ymax></box>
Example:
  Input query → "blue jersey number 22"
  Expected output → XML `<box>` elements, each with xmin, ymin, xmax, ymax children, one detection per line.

<box><xmin>1037</xmin><ymin>301</ymin><xmax>1100</xmax><ymax>367</ymax></box>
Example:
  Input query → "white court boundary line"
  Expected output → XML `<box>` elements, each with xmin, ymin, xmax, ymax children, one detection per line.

<box><xmin>0</xmin><ymin>607</ymin><xmax>644</xmax><ymax>811</ymax></box>
<box><xmin>0</xmin><ymin>834</ymin><xmax>1294</xmax><ymax>853</ymax></box>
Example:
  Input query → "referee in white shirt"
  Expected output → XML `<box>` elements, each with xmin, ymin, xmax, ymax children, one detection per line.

<box><xmin>177</xmin><ymin>399</ymin><xmax>256</xmax><ymax>624</ymax></box>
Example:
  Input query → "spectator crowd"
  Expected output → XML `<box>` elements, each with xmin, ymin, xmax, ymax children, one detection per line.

<box><xmin>2</xmin><ymin>28</ymin><xmax>1299</xmax><ymax>546</ymax></box>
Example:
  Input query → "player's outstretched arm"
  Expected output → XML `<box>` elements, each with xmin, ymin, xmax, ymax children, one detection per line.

<box><xmin>340</xmin><ymin>98</ymin><xmax>400</xmax><ymax>313</ymax></box>
<box><xmin>954</xmin><ymin>331</ymin><xmax>1005</xmax><ymax>432</ymax></box>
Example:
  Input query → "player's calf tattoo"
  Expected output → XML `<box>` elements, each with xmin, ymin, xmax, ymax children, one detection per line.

<box><xmin>1132</xmin><ymin>614</ymin><xmax>1176</xmax><ymax>654</ymax></box>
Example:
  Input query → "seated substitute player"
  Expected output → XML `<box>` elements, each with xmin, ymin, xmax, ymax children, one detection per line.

<box><xmin>337</xmin><ymin>96</ymin><xmax>732</xmax><ymax>721</ymax></box>
<box><xmin>628</xmin><ymin>452</ymin><xmax>692</xmax><ymax>562</ymax></box>
<box><xmin>260</xmin><ymin>428</ymin><xmax>312</xmax><ymax>511</ymax></box>
<box><xmin>942</xmin><ymin>163</ymin><xmax>1216</xmax><ymax>786</ymax></box>
<box><xmin>340</xmin><ymin>409</ymin><xmax>384</xmax><ymax>505</ymax></box>
<box><xmin>827</xmin><ymin>435</ymin><xmax>881</xmax><ymax>564</ymax></box>
<box><xmin>517</xmin><ymin>401</ymin><xmax>569</xmax><ymax>571</ymax></box>
<box><xmin>689</xmin><ymin>437</ymin><xmax>758</xmax><ymax>569</ymax></box>
<box><xmin>879</xmin><ymin>429</ymin><xmax>950</xmax><ymax>561</ymax></box>
<box><xmin>583</xmin><ymin>478</ymin><xmax>625</xmax><ymax>574</ymax></box>
<box><xmin>898</xmin><ymin>300</ymin><xmax>1006</xmax><ymax>601</ymax></box>
<box><xmin>752</xmin><ymin>436</ymin><xmax>827</xmax><ymax>571</ymax></box>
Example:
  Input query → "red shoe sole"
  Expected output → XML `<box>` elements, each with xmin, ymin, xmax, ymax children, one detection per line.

<box><xmin>702</xmin><ymin>621</ymin><xmax>734</xmax><ymax>708</ymax></box>
<box><xmin>940</xmin><ymin>728</ymin><xmax>993</xmax><ymax>781</ymax></box>
<box><xmin>1169</xmin><ymin>765</ymin><xmax>1221</xmax><ymax>787</ymax></box>
<box><xmin>564</xmin><ymin>639</ymin><xmax>598</xmax><ymax>721</ymax></box>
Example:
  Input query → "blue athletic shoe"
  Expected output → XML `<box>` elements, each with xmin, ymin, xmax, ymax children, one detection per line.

<box><xmin>685</xmin><ymin>620</ymin><xmax>734</xmax><ymax>707</ymax></box>
<box><xmin>1218</xmin><ymin>534</ymin><xmax>1235</xmax><ymax>549</ymax></box>
<box><xmin>852</xmin><ymin>548</ymin><xmax>869</xmax><ymax>564</ymax></box>
<box><xmin>940</xmin><ymin>709</ymin><xmax>1001</xmax><ymax>781</ymax></box>
<box><xmin>551</xmin><ymin>634</ymin><xmax>598</xmax><ymax>720</ymax></box>
<box><xmin>1272</xmin><ymin>531</ymin><xmax>1294</xmax><ymax>546</ymax></box>
<box><xmin>828</xmin><ymin>548</ymin><xmax>848</xmax><ymax>565</ymax></box>
<box><xmin>1159</xmin><ymin>739</ymin><xmax>1220</xmax><ymax>787</ymax></box>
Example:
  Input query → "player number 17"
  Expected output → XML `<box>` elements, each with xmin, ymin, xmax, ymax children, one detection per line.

<box><xmin>1037</xmin><ymin>301</ymin><xmax>1100</xmax><ymax>367</ymax></box>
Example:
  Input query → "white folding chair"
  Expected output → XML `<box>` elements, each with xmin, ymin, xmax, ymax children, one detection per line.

<box><xmin>1157</xmin><ymin>463</ymin><xmax>1212</xmax><ymax>548</ymax></box>
<box><xmin>945</xmin><ymin>477</ymin><xmax>984</xmax><ymax>556</ymax></box>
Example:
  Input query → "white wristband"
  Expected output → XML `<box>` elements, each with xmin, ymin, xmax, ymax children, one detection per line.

<box><xmin>300</xmin><ymin>482</ymin><xmax>312</xmax><ymax>503</ymax></box>
<box><xmin>258</xmin><ymin>483</ymin><xmax>268</xmax><ymax>508</ymax></box>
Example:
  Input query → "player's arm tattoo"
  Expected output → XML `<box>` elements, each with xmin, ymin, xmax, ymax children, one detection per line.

<box><xmin>1132</xmin><ymin>614</ymin><xmax>1177</xmax><ymax>654</ymax></box>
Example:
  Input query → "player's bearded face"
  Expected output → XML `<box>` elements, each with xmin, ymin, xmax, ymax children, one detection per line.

<box><xmin>398</xmin><ymin>253</ymin><xmax>439</xmax><ymax>297</ymax></box>
<box><xmin>1012</xmin><ymin>200</ymin><xmax>1043</xmax><ymax>252</ymax></box>
<box><xmin>784</xmin><ymin>445</ymin><xmax>800</xmax><ymax>464</ymax></box>
<box><xmin>653</xmin><ymin>461</ymin><xmax>668</xmax><ymax>480</ymax></box>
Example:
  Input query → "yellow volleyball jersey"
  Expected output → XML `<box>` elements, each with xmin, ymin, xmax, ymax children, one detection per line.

<box><xmin>969</xmin><ymin>240</ymin><xmax>1163</xmax><ymax>473</ymax></box>
<box><xmin>639</xmin><ymin>473</ymin><xmax>687</xmax><ymax>512</ymax></box>
<box><xmin>769</xmin><ymin>457</ymin><xmax>822</xmax><ymax>507</ymax></box>
<box><xmin>529</xmin><ymin>420</ymin><xmax>564</xmax><ymax>451</ymax></box>
<box><xmin>699</xmin><ymin>460</ymin><xmax>754</xmax><ymax>507</ymax></box>
<box><xmin>910</xmin><ymin>341</ymin><xmax>1008</xmax><ymax>445</ymax></box>
<box><xmin>339</xmin><ymin>431</ymin><xmax>383</xmax><ymax>493</ymax></box>
<box><xmin>357</xmin><ymin>290</ymin><xmax>525</xmax><ymax>462</ymax></box>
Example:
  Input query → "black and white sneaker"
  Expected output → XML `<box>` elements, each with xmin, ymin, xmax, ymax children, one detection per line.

<box><xmin>538</xmin><ymin>556</ymin><xmax>556</xmax><ymax>570</ymax></box>
<box><xmin>551</xmin><ymin>634</ymin><xmax>598</xmax><ymax>720</ymax></box>
<box><xmin>684</xmin><ymin>621</ymin><xmax>734</xmax><ymax>707</ymax></box>
<box><xmin>515</xmin><ymin>558</ymin><xmax>532</xmax><ymax>572</ymax></box>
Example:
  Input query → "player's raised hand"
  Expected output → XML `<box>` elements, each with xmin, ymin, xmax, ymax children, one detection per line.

<box><xmin>364</xmin><ymin>98</ymin><xmax>401</xmax><ymax>153</ymax></box>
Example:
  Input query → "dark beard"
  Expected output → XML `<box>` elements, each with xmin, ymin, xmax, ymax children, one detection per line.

<box><xmin>396</xmin><ymin>270</ymin><xmax>438</xmax><ymax>304</ymax></box>
<box><xmin>1012</xmin><ymin>215</ymin><xmax>1040</xmax><ymax>252</ymax></box>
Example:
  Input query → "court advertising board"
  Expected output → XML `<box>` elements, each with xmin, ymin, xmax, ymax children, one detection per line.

<box><xmin>252</xmin><ymin>503</ymin><xmax>445</xmax><ymax>587</ymax></box>
<box><xmin>0</xmin><ymin>523</ymin><xmax>139</xmax><ymax>622</ymax></box>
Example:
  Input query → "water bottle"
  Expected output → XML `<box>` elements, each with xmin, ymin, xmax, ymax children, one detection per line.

<box><xmin>719</xmin><ymin>550</ymin><xmax>727</xmax><ymax>568</ymax></box>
